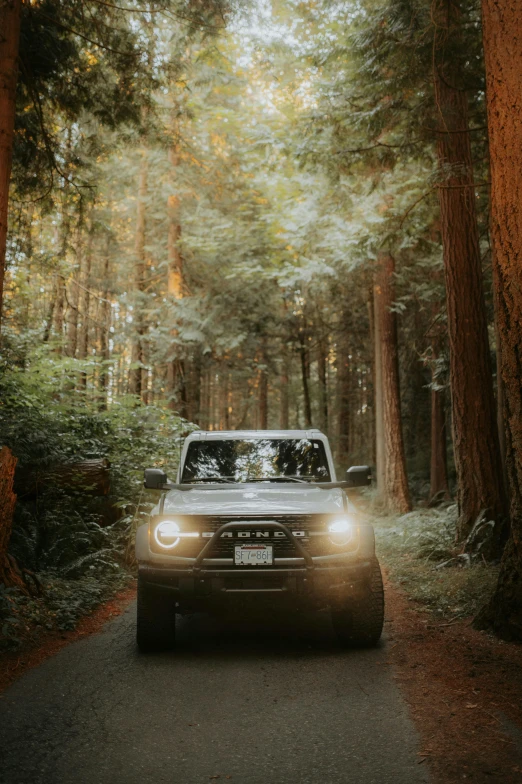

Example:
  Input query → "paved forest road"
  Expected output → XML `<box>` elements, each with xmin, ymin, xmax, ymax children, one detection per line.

<box><xmin>0</xmin><ymin>604</ymin><xmax>430</xmax><ymax>784</ymax></box>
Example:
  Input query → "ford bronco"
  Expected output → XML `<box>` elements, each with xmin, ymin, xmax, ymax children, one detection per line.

<box><xmin>136</xmin><ymin>429</ymin><xmax>384</xmax><ymax>651</ymax></box>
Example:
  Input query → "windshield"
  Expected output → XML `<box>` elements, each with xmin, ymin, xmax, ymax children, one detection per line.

<box><xmin>181</xmin><ymin>438</ymin><xmax>331</xmax><ymax>483</ymax></box>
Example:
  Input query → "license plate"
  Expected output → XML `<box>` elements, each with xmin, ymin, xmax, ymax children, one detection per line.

<box><xmin>234</xmin><ymin>544</ymin><xmax>273</xmax><ymax>566</ymax></box>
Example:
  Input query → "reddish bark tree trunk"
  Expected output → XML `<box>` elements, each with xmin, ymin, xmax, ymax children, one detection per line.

<box><xmin>373</xmin><ymin>278</ymin><xmax>386</xmax><ymax>498</ymax></box>
<box><xmin>374</xmin><ymin>254</ymin><xmax>411</xmax><ymax>513</ymax></box>
<box><xmin>167</xmin><ymin>143</ymin><xmax>183</xmax><ymax>299</ymax></box>
<box><xmin>337</xmin><ymin>336</ymin><xmax>351</xmax><ymax>469</ymax></box>
<box><xmin>129</xmin><ymin>150</ymin><xmax>147</xmax><ymax>397</ymax></box>
<box><xmin>367</xmin><ymin>293</ymin><xmax>377</xmax><ymax>477</ymax></box>
<box><xmin>477</xmin><ymin>0</ymin><xmax>522</xmax><ymax>638</ymax></box>
<box><xmin>165</xmin><ymin>133</ymin><xmax>188</xmax><ymax>416</ymax></box>
<box><xmin>433</xmin><ymin>0</ymin><xmax>507</xmax><ymax>543</ymax></box>
<box><xmin>0</xmin><ymin>0</ymin><xmax>21</xmax><ymax>335</ymax></box>
<box><xmin>0</xmin><ymin>446</ymin><xmax>27</xmax><ymax>592</ymax></box>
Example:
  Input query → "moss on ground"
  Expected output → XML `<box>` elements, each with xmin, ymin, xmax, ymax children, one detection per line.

<box><xmin>374</xmin><ymin>506</ymin><xmax>499</xmax><ymax>619</ymax></box>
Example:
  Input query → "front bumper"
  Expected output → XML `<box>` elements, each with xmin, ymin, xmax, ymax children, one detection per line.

<box><xmin>139</xmin><ymin>557</ymin><xmax>373</xmax><ymax>611</ymax></box>
<box><xmin>138</xmin><ymin>519</ymin><xmax>376</xmax><ymax>609</ymax></box>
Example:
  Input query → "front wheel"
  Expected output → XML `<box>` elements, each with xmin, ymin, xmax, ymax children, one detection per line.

<box><xmin>331</xmin><ymin>559</ymin><xmax>385</xmax><ymax>647</ymax></box>
<box><xmin>136</xmin><ymin>574</ymin><xmax>176</xmax><ymax>652</ymax></box>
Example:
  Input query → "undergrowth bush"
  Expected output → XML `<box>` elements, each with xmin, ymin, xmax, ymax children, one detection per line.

<box><xmin>375</xmin><ymin>506</ymin><xmax>499</xmax><ymax>619</ymax></box>
<box><xmin>0</xmin><ymin>348</ymin><xmax>196</xmax><ymax>650</ymax></box>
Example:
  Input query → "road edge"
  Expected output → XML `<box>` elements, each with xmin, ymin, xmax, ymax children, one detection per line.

<box><xmin>0</xmin><ymin>582</ymin><xmax>137</xmax><ymax>693</ymax></box>
<box><xmin>384</xmin><ymin>571</ymin><xmax>522</xmax><ymax>783</ymax></box>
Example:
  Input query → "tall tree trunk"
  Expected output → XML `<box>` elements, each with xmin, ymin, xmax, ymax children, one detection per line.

<box><xmin>167</xmin><ymin>360</ymin><xmax>177</xmax><ymax>410</ymax></box>
<box><xmin>433</xmin><ymin>0</ymin><xmax>507</xmax><ymax>543</ymax></box>
<box><xmin>0</xmin><ymin>446</ymin><xmax>33</xmax><ymax>594</ymax></box>
<box><xmin>494</xmin><ymin>318</ymin><xmax>507</xmax><ymax>477</ymax></box>
<box><xmin>279</xmin><ymin>347</ymin><xmax>289</xmax><ymax>429</ymax></box>
<box><xmin>259</xmin><ymin>363</ymin><xmax>268</xmax><ymax>429</ymax></box>
<box><xmin>129</xmin><ymin>151</ymin><xmax>147</xmax><ymax>397</ymax></box>
<box><xmin>317</xmin><ymin>337</ymin><xmax>328</xmax><ymax>433</ymax></box>
<box><xmin>42</xmin><ymin>282</ymin><xmax>57</xmax><ymax>343</ymax></box>
<box><xmin>225</xmin><ymin>372</ymin><xmax>231</xmax><ymax>429</ymax></box>
<box><xmin>367</xmin><ymin>293</ymin><xmax>377</xmax><ymax>474</ymax></box>
<box><xmin>77</xmin><ymin>223</ymin><xmax>94</xmax><ymax>388</ymax></box>
<box><xmin>373</xmin><ymin>280</ymin><xmax>386</xmax><ymax>498</ymax></box>
<box><xmin>374</xmin><ymin>254</ymin><xmax>411</xmax><ymax>513</ymax></box>
<box><xmin>165</xmin><ymin>133</ymin><xmax>186</xmax><ymax>413</ymax></box>
<box><xmin>167</xmin><ymin>359</ymin><xmax>187</xmax><ymax>416</ymax></box>
<box><xmin>186</xmin><ymin>351</ymin><xmax>201</xmax><ymax>425</ymax></box>
<box><xmin>337</xmin><ymin>335</ymin><xmax>351</xmax><ymax>469</ymax></box>
<box><xmin>66</xmin><ymin>268</ymin><xmax>80</xmax><ymax>359</ymax></box>
<box><xmin>179</xmin><ymin>360</ymin><xmax>188</xmax><ymax>418</ymax></box>
<box><xmin>258</xmin><ymin>341</ymin><xmax>269</xmax><ymax>429</ymax></box>
<box><xmin>298</xmin><ymin>329</ymin><xmax>312</xmax><ymax>427</ymax></box>
<box><xmin>0</xmin><ymin>0</ymin><xmax>21</xmax><ymax>335</ymax></box>
<box><xmin>201</xmin><ymin>368</ymin><xmax>210</xmax><ymax>429</ymax></box>
<box><xmin>21</xmin><ymin>202</ymin><xmax>34</xmax><ymax>330</ymax></box>
<box><xmin>141</xmin><ymin>348</ymin><xmax>149</xmax><ymax>405</ymax></box>
<box><xmin>98</xmin><ymin>242</ymin><xmax>111</xmax><ymax>410</ymax></box>
<box><xmin>66</xmin><ymin>210</ymin><xmax>84</xmax><ymax>359</ymax></box>
<box><xmin>53</xmin><ymin>273</ymin><xmax>66</xmax><ymax>350</ymax></box>
<box><xmin>430</xmin><ymin>384</ymin><xmax>450</xmax><ymax>502</ymax></box>
<box><xmin>219</xmin><ymin>371</ymin><xmax>228</xmax><ymax>429</ymax></box>
<box><xmin>167</xmin><ymin>142</ymin><xmax>183</xmax><ymax>299</ymax></box>
<box><xmin>476</xmin><ymin>0</ymin><xmax>522</xmax><ymax>638</ymax></box>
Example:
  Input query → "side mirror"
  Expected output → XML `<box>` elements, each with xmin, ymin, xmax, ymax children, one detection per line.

<box><xmin>144</xmin><ymin>468</ymin><xmax>168</xmax><ymax>490</ymax></box>
<box><xmin>345</xmin><ymin>465</ymin><xmax>371</xmax><ymax>488</ymax></box>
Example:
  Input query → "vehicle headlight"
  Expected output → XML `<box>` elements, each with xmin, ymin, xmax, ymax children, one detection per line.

<box><xmin>328</xmin><ymin>518</ymin><xmax>354</xmax><ymax>546</ymax></box>
<box><xmin>154</xmin><ymin>520</ymin><xmax>181</xmax><ymax>549</ymax></box>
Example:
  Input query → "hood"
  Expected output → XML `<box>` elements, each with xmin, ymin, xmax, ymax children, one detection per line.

<box><xmin>160</xmin><ymin>484</ymin><xmax>348</xmax><ymax>516</ymax></box>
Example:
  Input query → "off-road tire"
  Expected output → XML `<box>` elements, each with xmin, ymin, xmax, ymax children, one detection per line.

<box><xmin>136</xmin><ymin>574</ymin><xmax>176</xmax><ymax>652</ymax></box>
<box><xmin>331</xmin><ymin>559</ymin><xmax>384</xmax><ymax>648</ymax></box>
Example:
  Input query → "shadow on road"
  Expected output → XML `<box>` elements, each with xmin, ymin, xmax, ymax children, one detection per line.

<box><xmin>132</xmin><ymin>606</ymin><xmax>386</xmax><ymax>662</ymax></box>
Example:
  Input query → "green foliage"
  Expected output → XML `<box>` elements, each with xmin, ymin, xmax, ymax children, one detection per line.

<box><xmin>376</xmin><ymin>508</ymin><xmax>499</xmax><ymax>618</ymax></box>
<box><xmin>0</xmin><ymin>349</ymin><xmax>191</xmax><ymax>575</ymax></box>
<box><xmin>0</xmin><ymin>572</ymin><xmax>131</xmax><ymax>651</ymax></box>
<box><xmin>13</xmin><ymin>0</ymin><xmax>238</xmax><ymax>198</ymax></box>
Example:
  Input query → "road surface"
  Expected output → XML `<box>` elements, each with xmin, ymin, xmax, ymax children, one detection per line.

<box><xmin>0</xmin><ymin>605</ymin><xmax>430</xmax><ymax>784</ymax></box>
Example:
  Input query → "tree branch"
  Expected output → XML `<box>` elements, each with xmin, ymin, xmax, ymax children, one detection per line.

<box><xmin>334</xmin><ymin>140</ymin><xmax>419</xmax><ymax>155</ymax></box>
<box><xmin>36</xmin><ymin>10</ymin><xmax>140</xmax><ymax>58</ymax></box>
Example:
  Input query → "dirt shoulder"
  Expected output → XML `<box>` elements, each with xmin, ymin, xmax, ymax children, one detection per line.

<box><xmin>385</xmin><ymin>574</ymin><xmax>522</xmax><ymax>783</ymax></box>
<box><xmin>0</xmin><ymin>583</ymin><xmax>136</xmax><ymax>693</ymax></box>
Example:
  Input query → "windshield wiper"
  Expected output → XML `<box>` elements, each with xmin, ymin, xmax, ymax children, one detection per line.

<box><xmin>187</xmin><ymin>477</ymin><xmax>236</xmax><ymax>484</ymax></box>
<box><xmin>245</xmin><ymin>476</ymin><xmax>308</xmax><ymax>484</ymax></box>
<box><xmin>185</xmin><ymin>475</ymin><xmax>325</xmax><ymax>485</ymax></box>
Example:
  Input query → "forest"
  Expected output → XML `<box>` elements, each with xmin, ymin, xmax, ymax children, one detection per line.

<box><xmin>0</xmin><ymin>0</ymin><xmax>521</xmax><ymax>650</ymax></box>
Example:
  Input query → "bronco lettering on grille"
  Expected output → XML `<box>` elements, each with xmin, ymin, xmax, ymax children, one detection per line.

<box><xmin>200</xmin><ymin>531</ymin><xmax>306</xmax><ymax>538</ymax></box>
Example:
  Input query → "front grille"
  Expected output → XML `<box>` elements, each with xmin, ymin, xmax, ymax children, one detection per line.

<box><xmin>198</xmin><ymin>515</ymin><xmax>347</xmax><ymax>560</ymax></box>
<box><xmin>151</xmin><ymin>514</ymin><xmax>357</xmax><ymax>561</ymax></box>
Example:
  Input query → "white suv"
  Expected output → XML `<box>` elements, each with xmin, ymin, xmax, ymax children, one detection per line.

<box><xmin>136</xmin><ymin>429</ymin><xmax>384</xmax><ymax>651</ymax></box>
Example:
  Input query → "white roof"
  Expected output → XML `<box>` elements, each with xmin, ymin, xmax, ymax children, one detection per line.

<box><xmin>185</xmin><ymin>429</ymin><xmax>325</xmax><ymax>441</ymax></box>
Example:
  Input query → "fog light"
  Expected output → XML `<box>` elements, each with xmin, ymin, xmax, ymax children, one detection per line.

<box><xmin>154</xmin><ymin>520</ymin><xmax>181</xmax><ymax>549</ymax></box>
<box><xmin>328</xmin><ymin>518</ymin><xmax>354</xmax><ymax>546</ymax></box>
